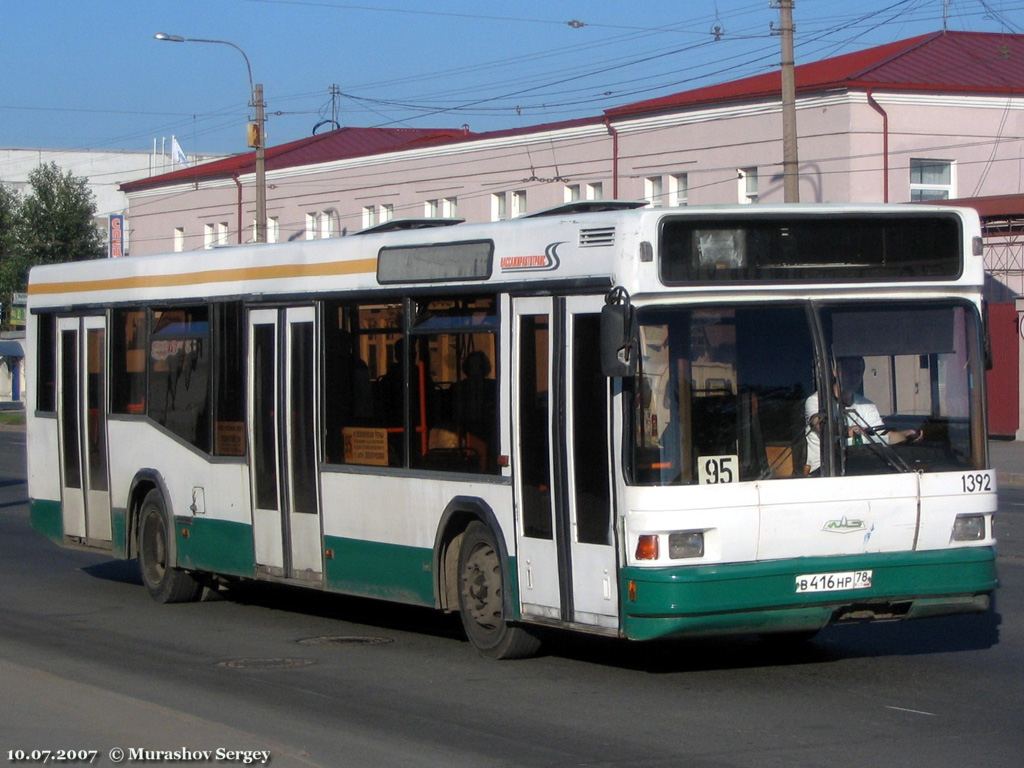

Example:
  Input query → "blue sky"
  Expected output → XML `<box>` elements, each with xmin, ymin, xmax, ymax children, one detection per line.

<box><xmin>1</xmin><ymin>0</ymin><xmax>1022</xmax><ymax>158</ymax></box>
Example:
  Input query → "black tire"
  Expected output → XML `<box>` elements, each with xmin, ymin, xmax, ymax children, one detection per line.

<box><xmin>138</xmin><ymin>489</ymin><xmax>202</xmax><ymax>604</ymax></box>
<box><xmin>457</xmin><ymin>521</ymin><xmax>541</xmax><ymax>659</ymax></box>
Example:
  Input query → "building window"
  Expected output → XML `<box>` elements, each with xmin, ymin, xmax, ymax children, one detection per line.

<box><xmin>362</xmin><ymin>206</ymin><xmax>377</xmax><ymax>229</ymax></box>
<box><xmin>910</xmin><ymin>159</ymin><xmax>954</xmax><ymax>201</ymax></box>
<box><xmin>305</xmin><ymin>212</ymin><xmax>318</xmax><ymax>239</ymax></box>
<box><xmin>380</xmin><ymin>204</ymin><xmax>394</xmax><ymax>224</ymax></box>
<box><xmin>738</xmin><ymin>167</ymin><xmax>758</xmax><ymax>204</ymax></box>
<box><xmin>319</xmin><ymin>211</ymin><xmax>334</xmax><ymax>239</ymax></box>
<box><xmin>216</xmin><ymin>222</ymin><xmax>229</xmax><ymax>247</ymax></box>
<box><xmin>203</xmin><ymin>223</ymin><xmax>215</xmax><ymax>250</ymax></box>
<box><xmin>173</xmin><ymin>227</ymin><xmax>185</xmax><ymax>253</ymax></box>
<box><xmin>669</xmin><ymin>173</ymin><xmax>688</xmax><ymax>207</ymax></box>
<box><xmin>564</xmin><ymin>184</ymin><xmax>581</xmax><ymax>203</ymax></box>
<box><xmin>511</xmin><ymin>190</ymin><xmax>527</xmax><ymax>218</ymax></box>
<box><xmin>490</xmin><ymin>193</ymin><xmax>507</xmax><ymax>222</ymax></box>
<box><xmin>586</xmin><ymin>182</ymin><xmax>603</xmax><ymax>200</ymax></box>
<box><xmin>644</xmin><ymin>176</ymin><xmax>663</xmax><ymax>207</ymax></box>
<box><xmin>252</xmin><ymin>216</ymin><xmax>281</xmax><ymax>243</ymax></box>
<box><xmin>425</xmin><ymin>199</ymin><xmax>439</xmax><ymax>218</ymax></box>
<box><xmin>442</xmin><ymin>197</ymin><xmax>458</xmax><ymax>218</ymax></box>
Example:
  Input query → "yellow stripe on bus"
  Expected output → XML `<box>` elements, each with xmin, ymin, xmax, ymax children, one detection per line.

<box><xmin>27</xmin><ymin>258</ymin><xmax>378</xmax><ymax>296</ymax></box>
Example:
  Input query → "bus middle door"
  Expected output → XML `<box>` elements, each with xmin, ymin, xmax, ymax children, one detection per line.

<box><xmin>247</xmin><ymin>307</ymin><xmax>323</xmax><ymax>583</ymax></box>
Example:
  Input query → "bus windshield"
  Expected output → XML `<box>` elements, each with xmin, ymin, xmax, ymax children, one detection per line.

<box><xmin>626</xmin><ymin>301</ymin><xmax>982</xmax><ymax>485</ymax></box>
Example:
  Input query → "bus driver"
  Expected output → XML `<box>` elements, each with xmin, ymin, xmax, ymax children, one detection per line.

<box><xmin>805</xmin><ymin>356</ymin><xmax>922</xmax><ymax>475</ymax></box>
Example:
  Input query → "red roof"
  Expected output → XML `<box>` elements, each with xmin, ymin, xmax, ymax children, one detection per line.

<box><xmin>606</xmin><ymin>31</ymin><xmax>1024</xmax><ymax>118</ymax></box>
<box><xmin>124</xmin><ymin>31</ymin><xmax>1023</xmax><ymax>192</ymax></box>
<box><xmin>120</xmin><ymin>125</ymin><xmax>469</xmax><ymax>192</ymax></box>
<box><xmin>120</xmin><ymin>115</ymin><xmax>604</xmax><ymax>193</ymax></box>
<box><xmin>932</xmin><ymin>193</ymin><xmax>1024</xmax><ymax>219</ymax></box>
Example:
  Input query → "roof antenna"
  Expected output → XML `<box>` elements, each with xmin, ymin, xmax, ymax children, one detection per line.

<box><xmin>943</xmin><ymin>0</ymin><xmax>949</xmax><ymax>32</ymax></box>
<box><xmin>313</xmin><ymin>84</ymin><xmax>342</xmax><ymax>135</ymax></box>
<box><xmin>711</xmin><ymin>2</ymin><xmax>724</xmax><ymax>40</ymax></box>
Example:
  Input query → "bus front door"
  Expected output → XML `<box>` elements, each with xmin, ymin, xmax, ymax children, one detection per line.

<box><xmin>56</xmin><ymin>316</ymin><xmax>111</xmax><ymax>545</ymax></box>
<box><xmin>248</xmin><ymin>307</ymin><xmax>323</xmax><ymax>583</ymax></box>
<box><xmin>512</xmin><ymin>296</ymin><xmax>618</xmax><ymax>629</ymax></box>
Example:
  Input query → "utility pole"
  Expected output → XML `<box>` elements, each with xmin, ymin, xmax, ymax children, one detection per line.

<box><xmin>252</xmin><ymin>83</ymin><xmax>267</xmax><ymax>243</ymax></box>
<box><xmin>155</xmin><ymin>33</ymin><xmax>268</xmax><ymax>242</ymax></box>
<box><xmin>775</xmin><ymin>1</ymin><xmax>800</xmax><ymax>202</ymax></box>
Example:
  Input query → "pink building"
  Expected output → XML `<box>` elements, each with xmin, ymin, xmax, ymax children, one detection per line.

<box><xmin>122</xmin><ymin>31</ymin><xmax>1024</xmax><ymax>256</ymax></box>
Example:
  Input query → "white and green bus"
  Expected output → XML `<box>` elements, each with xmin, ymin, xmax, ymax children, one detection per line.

<box><xmin>27</xmin><ymin>202</ymin><xmax>998</xmax><ymax>658</ymax></box>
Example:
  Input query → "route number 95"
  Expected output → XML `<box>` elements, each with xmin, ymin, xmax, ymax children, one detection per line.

<box><xmin>698</xmin><ymin>455</ymin><xmax>738</xmax><ymax>485</ymax></box>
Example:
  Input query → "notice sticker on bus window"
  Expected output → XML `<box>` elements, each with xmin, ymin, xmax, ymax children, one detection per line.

<box><xmin>697</xmin><ymin>455</ymin><xmax>738</xmax><ymax>485</ymax></box>
<box><xmin>343</xmin><ymin>427</ymin><xmax>389</xmax><ymax>466</ymax></box>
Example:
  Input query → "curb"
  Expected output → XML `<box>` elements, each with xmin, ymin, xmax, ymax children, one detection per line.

<box><xmin>998</xmin><ymin>471</ymin><xmax>1024</xmax><ymax>489</ymax></box>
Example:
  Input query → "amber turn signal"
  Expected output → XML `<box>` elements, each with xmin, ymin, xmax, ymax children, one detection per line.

<box><xmin>635</xmin><ymin>534</ymin><xmax>660</xmax><ymax>560</ymax></box>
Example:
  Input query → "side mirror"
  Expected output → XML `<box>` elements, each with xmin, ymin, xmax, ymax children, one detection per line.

<box><xmin>600</xmin><ymin>302</ymin><xmax>638</xmax><ymax>377</ymax></box>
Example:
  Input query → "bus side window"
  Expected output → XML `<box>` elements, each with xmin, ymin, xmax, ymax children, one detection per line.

<box><xmin>323</xmin><ymin>301</ymin><xmax>403</xmax><ymax>468</ymax></box>
<box><xmin>411</xmin><ymin>296</ymin><xmax>499</xmax><ymax>474</ymax></box>
<box><xmin>110</xmin><ymin>308</ymin><xmax>147</xmax><ymax>415</ymax></box>
<box><xmin>35</xmin><ymin>313</ymin><xmax>57</xmax><ymax>413</ymax></box>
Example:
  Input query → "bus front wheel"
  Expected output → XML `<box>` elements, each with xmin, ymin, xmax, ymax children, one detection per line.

<box><xmin>457</xmin><ymin>521</ymin><xmax>540</xmax><ymax>660</ymax></box>
<box><xmin>138</xmin><ymin>489</ymin><xmax>202</xmax><ymax>604</ymax></box>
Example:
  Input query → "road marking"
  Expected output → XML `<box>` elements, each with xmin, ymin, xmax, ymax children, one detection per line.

<box><xmin>886</xmin><ymin>706</ymin><xmax>937</xmax><ymax>717</ymax></box>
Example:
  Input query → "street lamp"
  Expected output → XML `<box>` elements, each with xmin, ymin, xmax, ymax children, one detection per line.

<box><xmin>154</xmin><ymin>32</ymin><xmax>267</xmax><ymax>243</ymax></box>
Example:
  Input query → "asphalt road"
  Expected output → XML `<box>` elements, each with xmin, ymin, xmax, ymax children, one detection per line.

<box><xmin>1</xmin><ymin>430</ymin><xmax>1021</xmax><ymax>768</ymax></box>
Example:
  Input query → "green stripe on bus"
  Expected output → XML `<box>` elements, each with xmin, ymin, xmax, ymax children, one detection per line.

<box><xmin>30</xmin><ymin>499</ymin><xmax>63</xmax><ymax>543</ymax></box>
<box><xmin>111</xmin><ymin>508</ymin><xmax>128</xmax><ymax>558</ymax></box>
<box><xmin>174</xmin><ymin>517</ymin><xmax>255</xmax><ymax>577</ymax></box>
<box><xmin>324</xmin><ymin>536</ymin><xmax>435</xmax><ymax>607</ymax></box>
<box><xmin>620</xmin><ymin>547</ymin><xmax>997</xmax><ymax>641</ymax></box>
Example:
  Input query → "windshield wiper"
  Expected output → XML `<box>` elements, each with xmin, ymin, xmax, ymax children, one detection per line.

<box><xmin>843</xmin><ymin>407</ymin><xmax>912</xmax><ymax>473</ymax></box>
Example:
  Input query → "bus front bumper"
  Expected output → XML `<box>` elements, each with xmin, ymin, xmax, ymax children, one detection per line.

<box><xmin>619</xmin><ymin>547</ymin><xmax>997</xmax><ymax>641</ymax></box>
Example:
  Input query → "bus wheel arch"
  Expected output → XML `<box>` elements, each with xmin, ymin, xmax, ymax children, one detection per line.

<box><xmin>434</xmin><ymin>497</ymin><xmax>505</xmax><ymax>613</ymax></box>
<box><xmin>130</xmin><ymin>472</ymin><xmax>202</xmax><ymax>604</ymax></box>
<box><xmin>126</xmin><ymin>470</ymin><xmax>167</xmax><ymax>561</ymax></box>
<box><xmin>434</xmin><ymin>497</ymin><xmax>541</xmax><ymax>659</ymax></box>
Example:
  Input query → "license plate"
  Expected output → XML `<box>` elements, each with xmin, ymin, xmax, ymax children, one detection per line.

<box><xmin>795</xmin><ymin>570</ymin><xmax>873</xmax><ymax>593</ymax></box>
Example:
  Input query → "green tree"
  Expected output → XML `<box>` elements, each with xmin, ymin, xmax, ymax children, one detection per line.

<box><xmin>0</xmin><ymin>182</ymin><xmax>18</xmax><ymax>261</ymax></box>
<box><xmin>0</xmin><ymin>162</ymin><xmax>104</xmax><ymax>302</ymax></box>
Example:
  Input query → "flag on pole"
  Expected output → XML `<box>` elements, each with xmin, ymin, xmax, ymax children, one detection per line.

<box><xmin>171</xmin><ymin>135</ymin><xmax>189</xmax><ymax>167</ymax></box>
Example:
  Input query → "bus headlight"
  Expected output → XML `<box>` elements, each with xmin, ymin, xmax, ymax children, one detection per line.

<box><xmin>951</xmin><ymin>514</ymin><xmax>986</xmax><ymax>542</ymax></box>
<box><xmin>668</xmin><ymin>531</ymin><xmax>705</xmax><ymax>559</ymax></box>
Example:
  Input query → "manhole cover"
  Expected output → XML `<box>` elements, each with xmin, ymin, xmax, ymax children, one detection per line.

<box><xmin>296</xmin><ymin>635</ymin><xmax>394</xmax><ymax>647</ymax></box>
<box><xmin>216</xmin><ymin>657</ymin><xmax>317</xmax><ymax>670</ymax></box>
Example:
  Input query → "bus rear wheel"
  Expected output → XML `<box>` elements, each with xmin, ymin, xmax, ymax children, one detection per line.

<box><xmin>138</xmin><ymin>489</ymin><xmax>202</xmax><ymax>604</ymax></box>
<box><xmin>457</xmin><ymin>521</ymin><xmax>540</xmax><ymax>660</ymax></box>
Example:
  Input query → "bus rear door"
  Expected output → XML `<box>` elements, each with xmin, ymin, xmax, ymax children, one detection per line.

<box><xmin>56</xmin><ymin>315</ymin><xmax>111</xmax><ymax>545</ymax></box>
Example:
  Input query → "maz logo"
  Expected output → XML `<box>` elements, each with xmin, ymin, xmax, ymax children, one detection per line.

<box><xmin>822</xmin><ymin>516</ymin><xmax>867</xmax><ymax>534</ymax></box>
<box><xmin>499</xmin><ymin>241</ymin><xmax>563</xmax><ymax>272</ymax></box>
